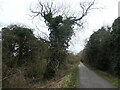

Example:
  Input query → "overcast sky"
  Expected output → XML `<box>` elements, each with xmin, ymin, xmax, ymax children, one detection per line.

<box><xmin>0</xmin><ymin>0</ymin><xmax>119</xmax><ymax>54</ymax></box>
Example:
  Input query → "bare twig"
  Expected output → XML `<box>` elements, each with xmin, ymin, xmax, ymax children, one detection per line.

<box><xmin>75</xmin><ymin>0</ymin><xmax>95</xmax><ymax>21</ymax></box>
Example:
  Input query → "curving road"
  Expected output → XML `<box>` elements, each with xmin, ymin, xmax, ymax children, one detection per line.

<box><xmin>79</xmin><ymin>63</ymin><xmax>116</xmax><ymax>88</ymax></box>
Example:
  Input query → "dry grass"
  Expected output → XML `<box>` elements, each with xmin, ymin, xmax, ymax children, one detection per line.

<box><xmin>33</xmin><ymin>64</ymin><xmax>79</xmax><ymax>88</ymax></box>
<box><xmin>50</xmin><ymin>74</ymin><xmax>71</xmax><ymax>88</ymax></box>
<box><xmin>3</xmin><ymin>69</ymin><xmax>29</xmax><ymax>88</ymax></box>
<box><xmin>33</xmin><ymin>73</ymin><xmax>71</xmax><ymax>88</ymax></box>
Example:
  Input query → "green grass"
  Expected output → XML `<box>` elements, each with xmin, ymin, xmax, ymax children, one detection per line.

<box><xmin>84</xmin><ymin>63</ymin><xmax>120</xmax><ymax>88</ymax></box>
<box><xmin>63</xmin><ymin>64</ymin><xmax>79</xmax><ymax>88</ymax></box>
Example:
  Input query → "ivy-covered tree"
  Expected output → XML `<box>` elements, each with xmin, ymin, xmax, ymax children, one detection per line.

<box><xmin>31</xmin><ymin>1</ymin><xmax>95</xmax><ymax>79</ymax></box>
<box><xmin>43</xmin><ymin>15</ymin><xmax>75</xmax><ymax>78</ymax></box>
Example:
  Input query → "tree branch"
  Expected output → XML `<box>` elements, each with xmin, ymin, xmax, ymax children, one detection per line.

<box><xmin>75</xmin><ymin>0</ymin><xmax>95</xmax><ymax>21</ymax></box>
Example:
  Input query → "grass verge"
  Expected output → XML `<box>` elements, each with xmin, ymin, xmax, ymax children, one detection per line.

<box><xmin>84</xmin><ymin>63</ymin><xmax>120</xmax><ymax>88</ymax></box>
<box><xmin>63</xmin><ymin>64</ymin><xmax>79</xmax><ymax>88</ymax></box>
<box><xmin>33</xmin><ymin>64</ymin><xmax>80</xmax><ymax>88</ymax></box>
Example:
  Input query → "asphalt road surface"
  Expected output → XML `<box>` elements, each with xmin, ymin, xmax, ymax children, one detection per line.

<box><xmin>79</xmin><ymin>63</ymin><xmax>116</xmax><ymax>88</ymax></box>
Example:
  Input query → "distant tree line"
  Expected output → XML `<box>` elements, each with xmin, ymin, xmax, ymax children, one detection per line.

<box><xmin>82</xmin><ymin>17</ymin><xmax>120</xmax><ymax>78</ymax></box>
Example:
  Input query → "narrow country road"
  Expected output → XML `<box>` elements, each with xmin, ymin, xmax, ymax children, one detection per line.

<box><xmin>79</xmin><ymin>62</ymin><xmax>116</xmax><ymax>88</ymax></box>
